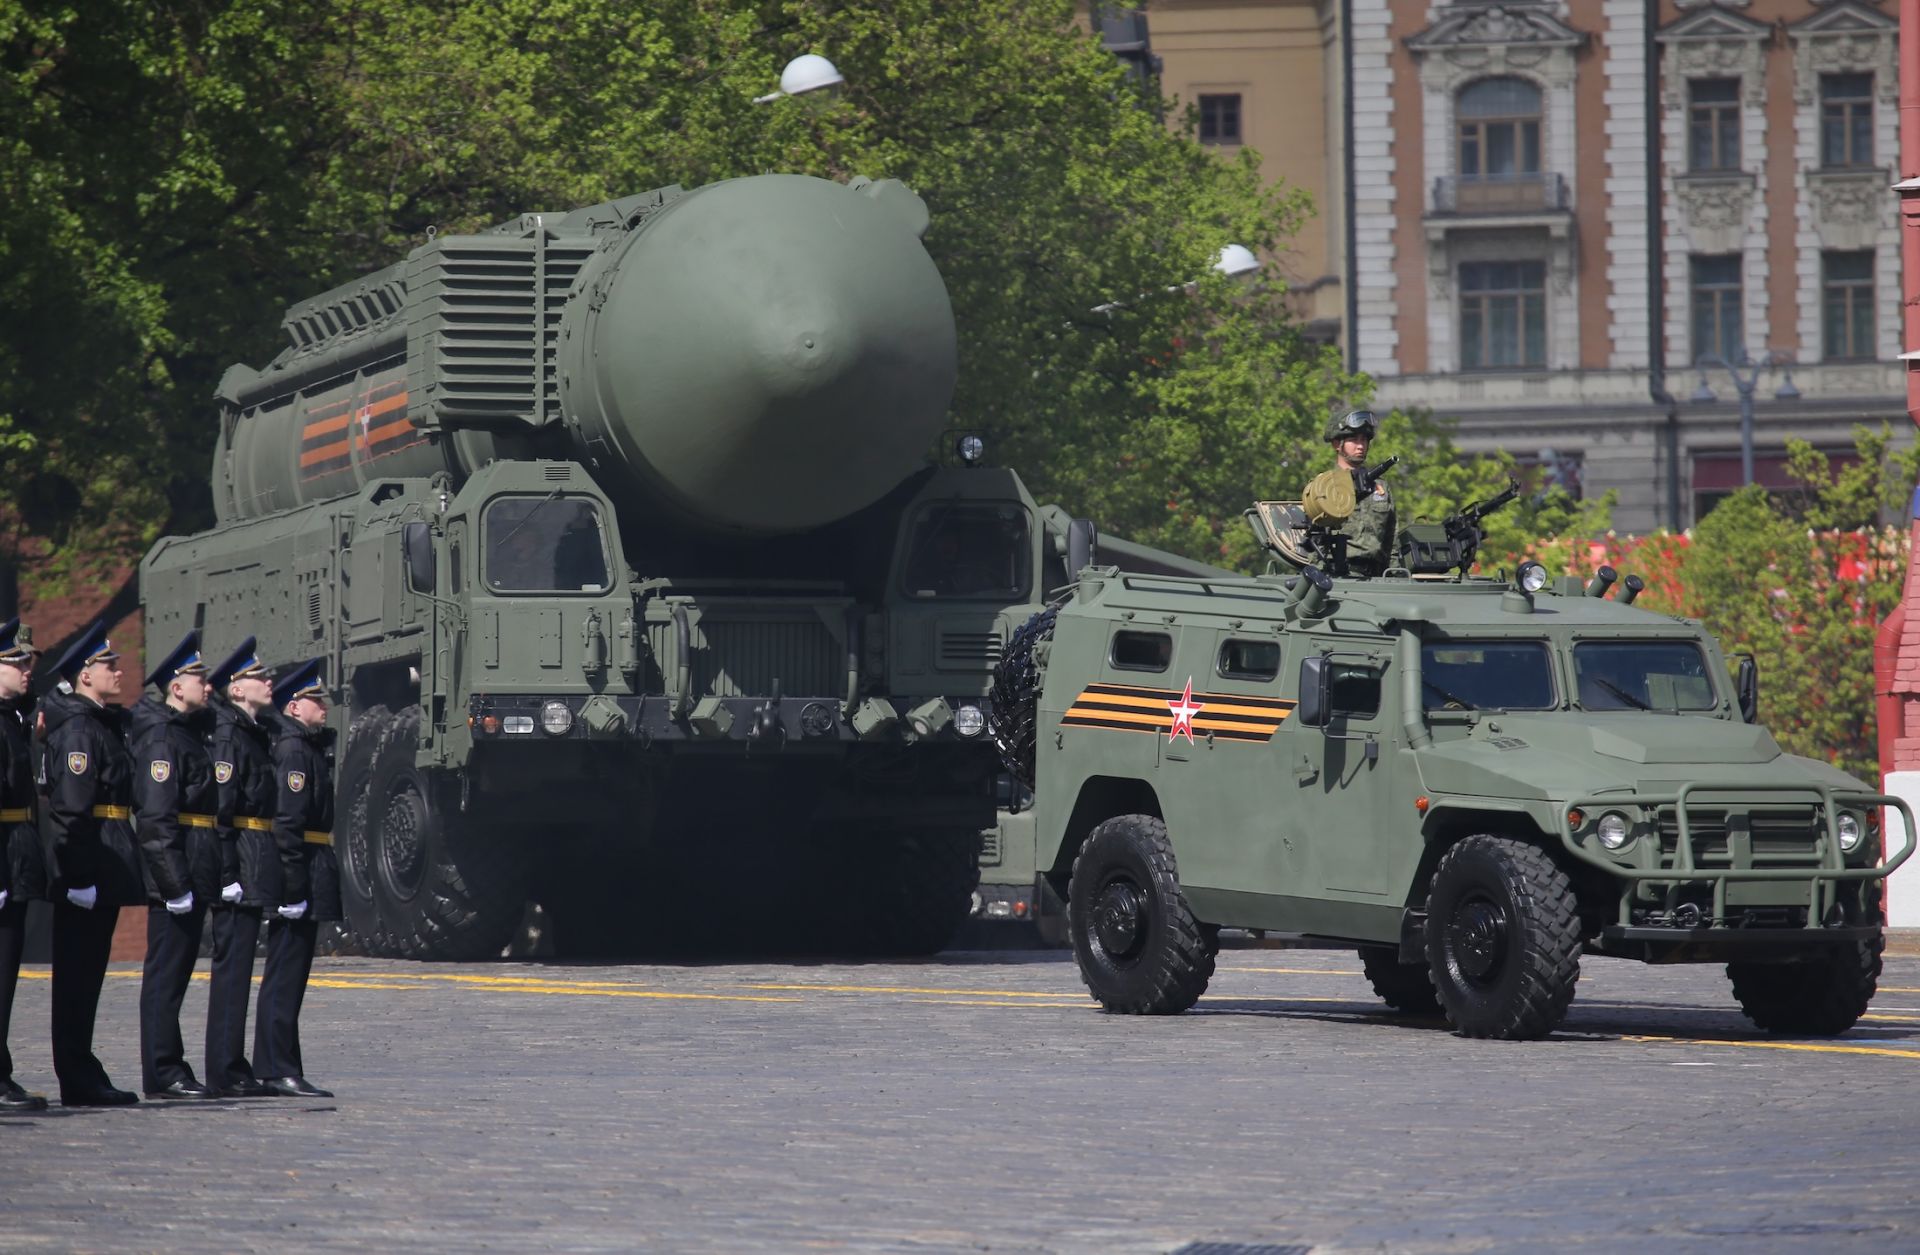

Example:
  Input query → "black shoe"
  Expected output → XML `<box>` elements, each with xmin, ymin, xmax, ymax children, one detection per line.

<box><xmin>215</xmin><ymin>1078</ymin><xmax>274</xmax><ymax>1098</ymax></box>
<box><xmin>144</xmin><ymin>1079</ymin><xmax>217</xmax><ymax>1101</ymax></box>
<box><xmin>61</xmin><ymin>1086</ymin><xmax>138</xmax><ymax>1107</ymax></box>
<box><xmin>261</xmin><ymin>1076</ymin><xmax>332</xmax><ymax>1099</ymax></box>
<box><xmin>0</xmin><ymin>1079</ymin><xmax>48</xmax><ymax>1112</ymax></box>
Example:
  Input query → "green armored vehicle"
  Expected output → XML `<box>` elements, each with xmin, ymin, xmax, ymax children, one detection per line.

<box><xmin>991</xmin><ymin>495</ymin><xmax>1914</xmax><ymax>1039</ymax></box>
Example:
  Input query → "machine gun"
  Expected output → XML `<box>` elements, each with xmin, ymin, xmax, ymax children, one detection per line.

<box><xmin>1397</xmin><ymin>476</ymin><xmax>1521</xmax><ymax>576</ymax></box>
<box><xmin>1352</xmin><ymin>454</ymin><xmax>1398</xmax><ymax>499</ymax></box>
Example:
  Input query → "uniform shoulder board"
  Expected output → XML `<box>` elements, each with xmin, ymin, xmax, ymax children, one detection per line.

<box><xmin>214</xmin><ymin>761</ymin><xmax>234</xmax><ymax>784</ymax></box>
<box><xmin>287</xmin><ymin>770</ymin><xmax>306</xmax><ymax>793</ymax></box>
<box><xmin>67</xmin><ymin>751</ymin><xmax>89</xmax><ymax>775</ymax></box>
<box><xmin>150</xmin><ymin>759</ymin><xmax>172</xmax><ymax>783</ymax></box>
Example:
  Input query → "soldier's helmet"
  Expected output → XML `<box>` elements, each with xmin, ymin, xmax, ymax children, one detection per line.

<box><xmin>1324</xmin><ymin>409</ymin><xmax>1377</xmax><ymax>444</ymax></box>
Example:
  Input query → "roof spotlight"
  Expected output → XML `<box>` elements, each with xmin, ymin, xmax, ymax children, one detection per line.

<box><xmin>1517</xmin><ymin>561</ymin><xmax>1549</xmax><ymax>594</ymax></box>
<box><xmin>956</xmin><ymin>435</ymin><xmax>985</xmax><ymax>466</ymax></box>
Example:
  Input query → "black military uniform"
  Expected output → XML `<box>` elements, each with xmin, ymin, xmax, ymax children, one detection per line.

<box><xmin>40</xmin><ymin>620</ymin><xmax>143</xmax><ymax>1106</ymax></box>
<box><xmin>0</xmin><ymin>618</ymin><xmax>48</xmax><ymax>1111</ymax></box>
<box><xmin>130</xmin><ymin>631</ymin><xmax>220</xmax><ymax>1100</ymax></box>
<box><xmin>254</xmin><ymin>659</ymin><xmax>341</xmax><ymax>1098</ymax></box>
<box><xmin>205</xmin><ymin>638</ymin><xmax>274</xmax><ymax>1097</ymax></box>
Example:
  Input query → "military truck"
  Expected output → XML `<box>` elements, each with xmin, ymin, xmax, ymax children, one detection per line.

<box><xmin>140</xmin><ymin>171</ymin><xmax>1219</xmax><ymax>959</ymax></box>
<box><xmin>991</xmin><ymin>502</ymin><xmax>1915</xmax><ymax>1039</ymax></box>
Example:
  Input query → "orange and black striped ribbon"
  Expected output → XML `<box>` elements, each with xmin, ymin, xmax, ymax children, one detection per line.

<box><xmin>298</xmin><ymin>381</ymin><xmax>415</xmax><ymax>479</ymax></box>
<box><xmin>1061</xmin><ymin>682</ymin><xmax>1294</xmax><ymax>743</ymax></box>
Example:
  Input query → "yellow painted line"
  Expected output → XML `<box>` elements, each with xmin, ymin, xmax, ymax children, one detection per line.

<box><xmin>1624</xmin><ymin>1034</ymin><xmax>1920</xmax><ymax>1061</ymax></box>
<box><xmin>309</xmin><ymin>979</ymin><xmax>438</xmax><ymax>992</ymax></box>
<box><xmin>321</xmin><ymin>979</ymin><xmax>800</xmax><ymax>1004</ymax></box>
<box><xmin>1880</xmin><ymin>987</ymin><xmax>1920</xmax><ymax>995</ymax></box>
<box><xmin>744</xmin><ymin>982</ymin><xmax>1081</xmax><ymax>999</ymax></box>
<box><xmin>1861</xmin><ymin>1012</ymin><xmax>1920</xmax><ymax>1023</ymax></box>
<box><xmin>913</xmin><ymin>999</ymin><xmax>1091</xmax><ymax>1008</ymax></box>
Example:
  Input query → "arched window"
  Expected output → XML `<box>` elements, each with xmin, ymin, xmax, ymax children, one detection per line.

<box><xmin>1457</xmin><ymin>77</ymin><xmax>1541</xmax><ymax>183</ymax></box>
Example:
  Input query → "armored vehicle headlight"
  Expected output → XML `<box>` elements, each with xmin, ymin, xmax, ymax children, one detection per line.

<box><xmin>954</xmin><ymin>704</ymin><xmax>986</xmax><ymax>737</ymax></box>
<box><xmin>956</xmin><ymin>435</ymin><xmax>985</xmax><ymax>465</ymax></box>
<box><xmin>540</xmin><ymin>700</ymin><xmax>573</xmax><ymax>736</ymax></box>
<box><xmin>503</xmin><ymin>715</ymin><xmax>535</xmax><ymax>735</ymax></box>
<box><xmin>1517</xmin><ymin>561</ymin><xmax>1549</xmax><ymax>594</ymax></box>
<box><xmin>1596</xmin><ymin>812</ymin><xmax>1631</xmax><ymax>850</ymax></box>
<box><xmin>1837</xmin><ymin>812</ymin><xmax>1863</xmax><ymax>853</ymax></box>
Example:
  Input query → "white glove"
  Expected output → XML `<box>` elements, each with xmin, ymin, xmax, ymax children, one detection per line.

<box><xmin>164</xmin><ymin>892</ymin><xmax>194</xmax><ymax>915</ymax></box>
<box><xmin>66</xmin><ymin>885</ymin><xmax>98</xmax><ymax>910</ymax></box>
<box><xmin>0</xmin><ymin>889</ymin><xmax>8</xmax><ymax>911</ymax></box>
<box><xmin>277</xmin><ymin>900</ymin><xmax>309</xmax><ymax>920</ymax></box>
<box><xmin>221</xmin><ymin>882</ymin><xmax>243</xmax><ymax>904</ymax></box>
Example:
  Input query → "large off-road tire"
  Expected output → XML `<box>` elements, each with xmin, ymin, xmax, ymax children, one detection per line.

<box><xmin>361</xmin><ymin>705</ymin><xmax>529</xmax><ymax>960</ymax></box>
<box><xmin>1728</xmin><ymin>935</ymin><xmax>1883</xmax><ymax>1036</ymax></box>
<box><xmin>989</xmin><ymin>606</ymin><xmax>1057</xmax><ymax>791</ymax></box>
<box><xmin>1422</xmin><ymin>835</ymin><xmax>1582</xmax><ymax>1040</ymax></box>
<box><xmin>336</xmin><ymin>704</ymin><xmax>397</xmax><ymax>956</ymax></box>
<box><xmin>846</xmin><ymin>827</ymin><xmax>980</xmax><ymax>957</ymax></box>
<box><xmin>1068</xmin><ymin>814</ymin><xmax>1214</xmax><ymax>1014</ymax></box>
<box><xmin>1359</xmin><ymin>945</ymin><xmax>1442</xmax><ymax>1015</ymax></box>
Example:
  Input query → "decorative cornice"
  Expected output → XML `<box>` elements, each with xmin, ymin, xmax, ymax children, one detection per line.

<box><xmin>1406</xmin><ymin>4</ymin><xmax>1587</xmax><ymax>55</ymax></box>
<box><xmin>1655</xmin><ymin>7</ymin><xmax>1771</xmax><ymax>44</ymax></box>
<box><xmin>1787</xmin><ymin>1</ymin><xmax>1898</xmax><ymax>103</ymax></box>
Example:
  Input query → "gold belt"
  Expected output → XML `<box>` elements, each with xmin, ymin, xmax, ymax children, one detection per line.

<box><xmin>303</xmin><ymin>831</ymin><xmax>332</xmax><ymax>846</ymax></box>
<box><xmin>234</xmin><ymin>816</ymin><xmax>271</xmax><ymax>833</ymax></box>
<box><xmin>0</xmin><ymin>808</ymin><xmax>28</xmax><ymax>822</ymax></box>
<box><xmin>91</xmin><ymin>805</ymin><xmax>132</xmax><ymax>820</ymax></box>
<box><xmin>178</xmin><ymin>813</ymin><xmax>215</xmax><ymax>829</ymax></box>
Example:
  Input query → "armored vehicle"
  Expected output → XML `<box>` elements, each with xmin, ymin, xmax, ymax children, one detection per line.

<box><xmin>991</xmin><ymin>503</ymin><xmax>1914</xmax><ymax>1039</ymax></box>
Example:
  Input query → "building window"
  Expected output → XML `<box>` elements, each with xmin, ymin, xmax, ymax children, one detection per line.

<box><xmin>1819</xmin><ymin>73</ymin><xmax>1874</xmax><ymax>168</ymax></box>
<box><xmin>1458</xmin><ymin>77</ymin><xmax>1542</xmax><ymax>183</ymax></box>
<box><xmin>1821</xmin><ymin>250</ymin><xmax>1875</xmax><ymax>361</ymax></box>
<box><xmin>1690</xmin><ymin>255</ymin><xmax>1743</xmax><ymax>363</ymax></box>
<box><xmin>1199</xmin><ymin>94</ymin><xmax>1241</xmax><ymax>145</ymax></box>
<box><xmin>1687</xmin><ymin>79</ymin><xmax>1740</xmax><ymax>172</ymax></box>
<box><xmin>1459</xmin><ymin>260</ymin><xmax>1546</xmax><ymax>371</ymax></box>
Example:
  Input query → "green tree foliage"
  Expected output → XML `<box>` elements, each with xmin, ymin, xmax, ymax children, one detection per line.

<box><xmin>2</xmin><ymin>0</ymin><xmax>1362</xmax><ymax>571</ymax></box>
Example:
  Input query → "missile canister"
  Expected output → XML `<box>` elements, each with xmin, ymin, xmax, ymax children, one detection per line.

<box><xmin>212</xmin><ymin>174</ymin><xmax>958</xmax><ymax>535</ymax></box>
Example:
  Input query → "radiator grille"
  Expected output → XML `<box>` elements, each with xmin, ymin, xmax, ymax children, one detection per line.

<box><xmin>938</xmin><ymin>630</ymin><xmax>1004</xmax><ymax>669</ymax></box>
<box><xmin>649</xmin><ymin>615</ymin><xmax>842</xmax><ymax>698</ymax></box>
<box><xmin>1656</xmin><ymin>807</ymin><xmax>1820</xmax><ymax>859</ymax></box>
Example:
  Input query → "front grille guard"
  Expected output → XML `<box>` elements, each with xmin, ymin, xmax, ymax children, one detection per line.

<box><xmin>1556</xmin><ymin>782</ymin><xmax>1917</xmax><ymax>929</ymax></box>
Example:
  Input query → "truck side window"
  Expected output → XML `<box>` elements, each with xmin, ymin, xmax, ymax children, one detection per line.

<box><xmin>1218</xmin><ymin>638</ymin><xmax>1280</xmax><ymax>681</ymax></box>
<box><xmin>484</xmin><ymin>496</ymin><xmax>611</xmax><ymax>593</ymax></box>
<box><xmin>1331</xmin><ymin>663</ymin><xmax>1382</xmax><ymax>718</ymax></box>
<box><xmin>901</xmin><ymin>503</ymin><xmax>1032</xmax><ymax>600</ymax></box>
<box><xmin>1110</xmin><ymin>630</ymin><xmax>1173</xmax><ymax>672</ymax></box>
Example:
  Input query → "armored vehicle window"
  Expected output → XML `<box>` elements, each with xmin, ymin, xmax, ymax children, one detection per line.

<box><xmin>1421</xmin><ymin>641</ymin><xmax>1554</xmax><ymax>710</ymax></box>
<box><xmin>1330</xmin><ymin>663</ymin><xmax>1382</xmax><ymax>718</ymax></box>
<box><xmin>902</xmin><ymin>503</ymin><xmax>1031</xmax><ymax>600</ymax></box>
<box><xmin>484</xmin><ymin>496</ymin><xmax>611</xmax><ymax>593</ymax></box>
<box><xmin>1573</xmin><ymin>640</ymin><xmax>1716</xmax><ymax>712</ymax></box>
<box><xmin>1110</xmin><ymin>630</ymin><xmax>1173</xmax><ymax>672</ymax></box>
<box><xmin>1218</xmin><ymin>638</ymin><xmax>1280</xmax><ymax>681</ymax></box>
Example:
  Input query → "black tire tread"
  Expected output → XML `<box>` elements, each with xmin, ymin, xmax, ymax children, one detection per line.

<box><xmin>1359</xmin><ymin>946</ymin><xmax>1442</xmax><ymax>1015</ymax></box>
<box><xmin>1728</xmin><ymin>934</ymin><xmax>1883</xmax><ymax>1036</ymax></box>
<box><xmin>1068</xmin><ymin>814</ymin><xmax>1214</xmax><ymax>1015</ymax></box>
<box><xmin>1424</xmin><ymin>835</ymin><xmax>1582</xmax><ymax>1040</ymax></box>
<box><xmin>989</xmin><ymin>606</ymin><xmax>1058</xmax><ymax>791</ymax></box>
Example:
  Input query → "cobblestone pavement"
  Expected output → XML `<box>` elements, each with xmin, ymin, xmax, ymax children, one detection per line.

<box><xmin>5</xmin><ymin>946</ymin><xmax>1920</xmax><ymax>1254</ymax></box>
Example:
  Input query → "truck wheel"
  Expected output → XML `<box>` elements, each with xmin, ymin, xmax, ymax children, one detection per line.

<box><xmin>1359</xmin><ymin>946</ymin><xmax>1441</xmax><ymax>1015</ymax></box>
<box><xmin>337</xmin><ymin>704</ymin><xmax>397</xmax><ymax>956</ymax></box>
<box><xmin>851</xmin><ymin>827</ymin><xmax>980</xmax><ymax>956</ymax></box>
<box><xmin>1728</xmin><ymin>935</ymin><xmax>1883</xmax><ymax>1036</ymax></box>
<box><xmin>989</xmin><ymin>606</ymin><xmax>1058</xmax><ymax>791</ymax></box>
<box><xmin>364</xmin><ymin>705</ymin><xmax>528</xmax><ymax>960</ymax></box>
<box><xmin>1068</xmin><ymin>814</ymin><xmax>1214</xmax><ymax>1014</ymax></box>
<box><xmin>1422</xmin><ymin>835</ymin><xmax>1582</xmax><ymax>1039</ymax></box>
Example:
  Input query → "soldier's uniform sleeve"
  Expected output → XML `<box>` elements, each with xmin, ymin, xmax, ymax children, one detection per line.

<box><xmin>272</xmin><ymin>745</ymin><xmax>313</xmax><ymax>904</ymax></box>
<box><xmin>45</xmin><ymin>724</ymin><xmax>102</xmax><ymax>888</ymax></box>
<box><xmin>133</xmin><ymin>734</ymin><xmax>191</xmax><ymax>901</ymax></box>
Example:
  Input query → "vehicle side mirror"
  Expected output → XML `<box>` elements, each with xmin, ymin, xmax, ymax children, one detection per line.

<box><xmin>1067</xmin><ymin>518</ymin><xmax>1098</xmax><ymax>577</ymax></box>
<box><xmin>1734</xmin><ymin>654</ymin><xmax>1758</xmax><ymax>724</ymax></box>
<box><xmin>403</xmin><ymin>521</ymin><xmax>436</xmax><ymax>594</ymax></box>
<box><xmin>1297</xmin><ymin>655</ymin><xmax>1331</xmax><ymax>729</ymax></box>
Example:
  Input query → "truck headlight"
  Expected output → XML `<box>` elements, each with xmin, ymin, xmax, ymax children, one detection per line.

<box><xmin>1837</xmin><ymin>813</ymin><xmax>1863</xmax><ymax>853</ymax></box>
<box><xmin>540</xmin><ymin>700</ymin><xmax>573</xmax><ymax>736</ymax></box>
<box><xmin>1596</xmin><ymin>812</ymin><xmax>1631</xmax><ymax>850</ymax></box>
<box><xmin>954</xmin><ymin>704</ymin><xmax>986</xmax><ymax>737</ymax></box>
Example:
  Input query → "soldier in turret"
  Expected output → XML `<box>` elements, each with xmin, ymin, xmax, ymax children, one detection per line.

<box><xmin>130</xmin><ymin>631</ymin><xmax>220</xmax><ymax>1100</ymax></box>
<box><xmin>39</xmin><ymin>620</ymin><xmax>144</xmax><ymax>1106</ymax></box>
<box><xmin>254</xmin><ymin>659</ymin><xmax>340</xmax><ymax>1099</ymax></box>
<box><xmin>0</xmin><ymin>618</ymin><xmax>48</xmax><ymax>1110</ymax></box>
<box><xmin>204</xmin><ymin>638</ymin><xmax>275</xmax><ymax>1097</ymax></box>
<box><xmin>1300</xmin><ymin>410</ymin><xmax>1397</xmax><ymax>577</ymax></box>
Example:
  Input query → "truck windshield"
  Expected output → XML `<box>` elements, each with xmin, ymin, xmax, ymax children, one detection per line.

<box><xmin>902</xmin><ymin>503</ymin><xmax>1031</xmax><ymax>600</ymax></box>
<box><xmin>1421</xmin><ymin>641</ymin><xmax>1555</xmax><ymax>710</ymax></box>
<box><xmin>484</xmin><ymin>495</ymin><xmax>611</xmax><ymax>593</ymax></box>
<box><xmin>1572</xmin><ymin>640</ymin><xmax>1717</xmax><ymax>712</ymax></box>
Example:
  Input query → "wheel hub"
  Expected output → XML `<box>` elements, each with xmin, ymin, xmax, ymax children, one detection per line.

<box><xmin>1447</xmin><ymin>895</ymin><xmax>1509</xmax><ymax>985</ymax></box>
<box><xmin>1092</xmin><ymin>880</ymin><xmax>1148</xmax><ymax>962</ymax></box>
<box><xmin>380</xmin><ymin>783</ymin><xmax>428</xmax><ymax>900</ymax></box>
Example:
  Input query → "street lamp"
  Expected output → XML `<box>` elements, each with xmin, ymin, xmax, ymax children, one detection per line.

<box><xmin>752</xmin><ymin>54</ymin><xmax>845</xmax><ymax>105</ymax></box>
<box><xmin>1088</xmin><ymin>246</ymin><xmax>1260</xmax><ymax>314</ymax></box>
<box><xmin>1689</xmin><ymin>349</ymin><xmax>1798</xmax><ymax>488</ymax></box>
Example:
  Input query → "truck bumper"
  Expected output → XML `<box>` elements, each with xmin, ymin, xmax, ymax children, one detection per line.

<box><xmin>1588</xmin><ymin>924</ymin><xmax>1882</xmax><ymax>964</ymax></box>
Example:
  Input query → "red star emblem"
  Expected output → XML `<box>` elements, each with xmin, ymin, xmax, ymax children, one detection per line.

<box><xmin>1167</xmin><ymin>677</ymin><xmax>1204</xmax><ymax>744</ymax></box>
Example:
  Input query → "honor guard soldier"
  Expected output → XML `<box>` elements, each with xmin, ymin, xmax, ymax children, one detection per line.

<box><xmin>255</xmin><ymin>659</ymin><xmax>339</xmax><ymax>1099</ymax></box>
<box><xmin>1301</xmin><ymin>410</ymin><xmax>1398</xmax><ymax>577</ymax></box>
<box><xmin>40</xmin><ymin>620</ymin><xmax>143</xmax><ymax>1106</ymax></box>
<box><xmin>204</xmin><ymin>638</ymin><xmax>274</xmax><ymax>1097</ymax></box>
<box><xmin>0</xmin><ymin>618</ymin><xmax>48</xmax><ymax>1110</ymax></box>
<box><xmin>130</xmin><ymin>631</ymin><xmax>219</xmax><ymax>1100</ymax></box>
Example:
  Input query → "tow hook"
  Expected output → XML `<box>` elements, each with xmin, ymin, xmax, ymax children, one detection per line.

<box><xmin>748</xmin><ymin>678</ymin><xmax>785</xmax><ymax>746</ymax></box>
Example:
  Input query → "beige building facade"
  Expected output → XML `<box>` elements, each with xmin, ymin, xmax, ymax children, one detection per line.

<box><xmin>1124</xmin><ymin>0</ymin><xmax>1908</xmax><ymax>532</ymax></box>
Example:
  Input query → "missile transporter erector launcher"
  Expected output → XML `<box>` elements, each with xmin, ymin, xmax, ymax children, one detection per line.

<box><xmin>143</xmin><ymin>173</ymin><xmax>1055</xmax><ymax>958</ymax></box>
